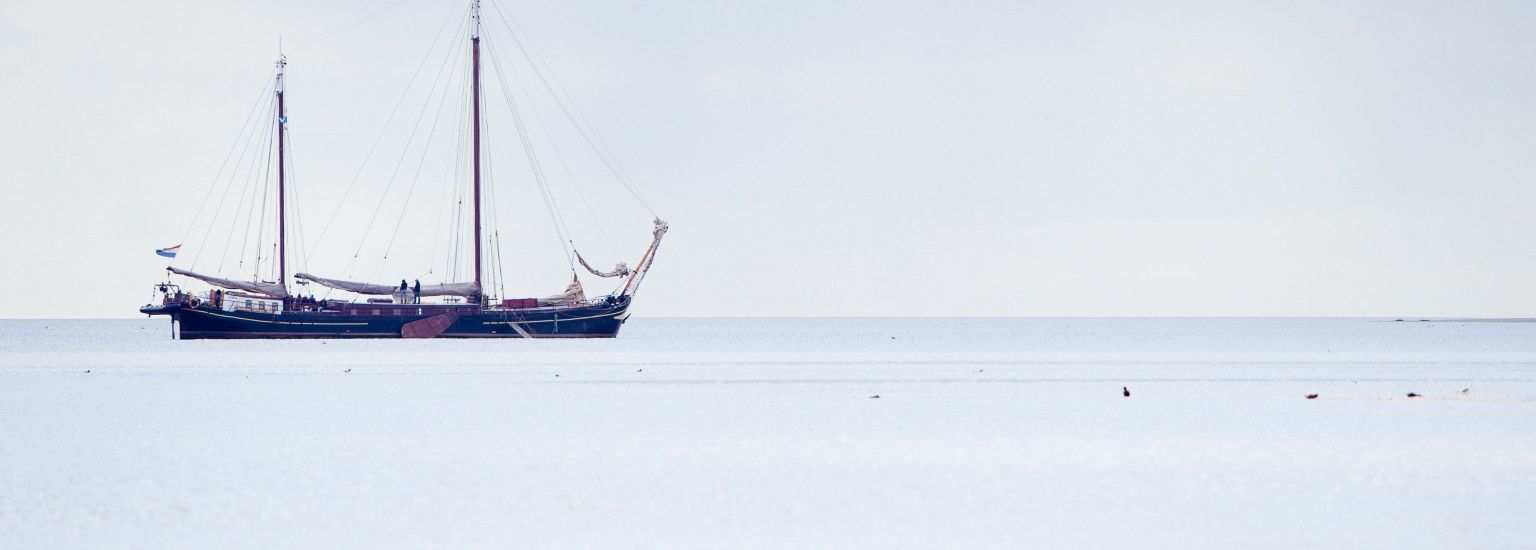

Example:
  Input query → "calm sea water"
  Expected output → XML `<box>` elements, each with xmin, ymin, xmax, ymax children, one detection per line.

<box><xmin>2</xmin><ymin>318</ymin><xmax>1533</xmax><ymax>548</ymax></box>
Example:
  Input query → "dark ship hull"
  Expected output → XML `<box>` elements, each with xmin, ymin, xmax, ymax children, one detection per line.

<box><xmin>142</xmin><ymin>296</ymin><xmax>631</xmax><ymax>339</ymax></box>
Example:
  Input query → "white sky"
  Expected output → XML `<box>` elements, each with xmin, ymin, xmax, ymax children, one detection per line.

<box><xmin>3</xmin><ymin>0</ymin><xmax>1535</xmax><ymax>318</ymax></box>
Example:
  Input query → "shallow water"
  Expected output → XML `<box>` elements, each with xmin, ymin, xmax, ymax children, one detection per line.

<box><xmin>1</xmin><ymin>318</ymin><xmax>1533</xmax><ymax>548</ymax></box>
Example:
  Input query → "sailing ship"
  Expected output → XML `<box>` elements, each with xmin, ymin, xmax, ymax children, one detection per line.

<box><xmin>140</xmin><ymin>1</ymin><xmax>667</xmax><ymax>339</ymax></box>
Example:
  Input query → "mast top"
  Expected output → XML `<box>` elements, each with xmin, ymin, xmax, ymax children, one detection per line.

<box><xmin>275</xmin><ymin>51</ymin><xmax>287</xmax><ymax>92</ymax></box>
<box><xmin>275</xmin><ymin>35</ymin><xmax>287</xmax><ymax>75</ymax></box>
<box><xmin>471</xmin><ymin>0</ymin><xmax>481</xmax><ymax>39</ymax></box>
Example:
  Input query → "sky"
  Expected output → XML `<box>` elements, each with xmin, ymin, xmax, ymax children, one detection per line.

<box><xmin>2</xmin><ymin>0</ymin><xmax>1535</xmax><ymax>318</ymax></box>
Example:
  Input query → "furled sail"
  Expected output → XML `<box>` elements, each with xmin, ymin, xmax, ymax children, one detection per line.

<box><xmin>574</xmin><ymin>250</ymin><xmax>630</xmax><ymax>278</ymax></box>
<box><xmin>168</xmin><ymin>267</ymin><xmax>289</xmax><ymax>298</ymax></box>
<box><xmin>540</xmin><ymin>276</ymin><xmax>586</xmax><ymax>306</ymax></box>
<box><xmin>294</xmin><ymin>273</ymin><xmax>480</xmax><ymax>298</ymax></box>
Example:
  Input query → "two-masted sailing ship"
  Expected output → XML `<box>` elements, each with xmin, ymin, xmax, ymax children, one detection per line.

<box><xmin>141</xmin><ymin>1</ymin><xmax>667</xmax><ymax>339</ymax></box>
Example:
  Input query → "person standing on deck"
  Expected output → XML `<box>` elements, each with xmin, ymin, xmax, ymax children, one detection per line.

<box><xmin>413</xmin><ymin>280</ymin><xmax>421</xmax><ymax>304</ymax></box>
<box><xmin>399</xmin><ymin>280</ymin><xmax>408</xmax><ymax>304</ymax></box>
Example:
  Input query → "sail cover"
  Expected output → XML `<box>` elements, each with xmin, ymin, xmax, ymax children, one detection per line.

<box><xmin>294</xmin><ymin>273</ymin><xmax>480</xmax><ymax>298</ymax></box>
<box><xmin>574</xmin><ymin>250</ymin><xmax>630</xmax><ymax>278</ymax></box>
<box><xmin>540</xmin><ymin>276</ymin><xmax>586</xmax><ymax>306</ymax></box>
<box><xmin>168</xmin><ymin>267</ymin><xmax>289</xmax><ymax>298</ymax></box>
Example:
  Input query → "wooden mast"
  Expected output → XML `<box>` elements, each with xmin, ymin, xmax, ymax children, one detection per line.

<box><xmin>276</xmin><ymin>54</ymin><xmax>288</xmax><ymax>290</ymax></box>
<box><xmin>471</xmin><ymin>0</ymin><xmax>483</xmax><ymax>304</ymax></box>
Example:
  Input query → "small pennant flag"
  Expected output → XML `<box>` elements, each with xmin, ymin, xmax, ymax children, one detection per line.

<box><xmin>155</xmin><ymin>244</ymin><xmax>181</xmax><ymax>258</ymax></box>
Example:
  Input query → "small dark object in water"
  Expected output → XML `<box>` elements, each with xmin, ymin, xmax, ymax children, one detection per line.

<box><xmin>1406</xmin><ymin>392</ymin><xmax>1420</xmax><ymax>398</ymax></box>
<box><xmin>869</xmin><ymin>394</ymin><xmax>880</xmax><ymax>399</ymax></box>
<box><xmin>889</xmin><ymin>336</ymin><xmax>895</xmax><ymax>340</ymax></box>
<box><xmin>976</xmin><ymin>369</ymin><xmax>984</xmax><ymax>373</ymax></box>
<box><xmin>1461</xmin><ymin>387</ymin><xmax>1470</xmax><ymax>394</ymax></box>
<box><xmin>555</xmin><ymin>374</ymin><xmax>561</xmax><ymax>377</ymax></box>
<box><xmin>1395</xmin><ymin>319</ymin><xmax>1404</xmax><ymax>322</ymax></box>
<box><xmin>344</xmin><ymin>368</ymin><xmax>351</xmax><ymax>373</ymax></box>
<box><xmin>84</xmin><ymin>370</ymin><xmax>90</xmax><ymax>374</ymax></box>
<box><xmin>1306</xmin><ymin>394</ymin><xmax>1318</xmax><ymax>399</ymax></box>
<box><xmin>637</xmin><ymin>369</ymin><xmax>643</xmax><ymax>373</ymax></box>
<box><xmin>1122</xmin><ymin>386</ymin><xmax>1131</xmax><ymax>397</ymax></box>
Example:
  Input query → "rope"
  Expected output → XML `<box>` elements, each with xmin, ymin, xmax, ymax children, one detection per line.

<box><xmin>290</xmin><ymin>0</ymin><xmax>413</xmax><ymax>54</ymax></box>
<box><xmin>217</xmin><ymin>98</ymin><xmax>277</xmax><ymax>274</ymax></box>
<box><xmin>487</xmin><ymin>1</ymin><xmax>658</xmax><ymax>216</ymax></box>
<box><xmin>426</xmin><ymin>74</ymin><xmax>473</xmax><ymax>277</ymax></box>
<box><xmin>252</xmin><ymin>105</ymin><xmax>276</xmax><ymax>279</ymax></box>
<box><xmin>181</xmin><ymin>72</ymin><xmax>276</xmax><ymax>269</ymax></box>
<box><xmin>189</xmin><ymin>77</ymin><xmax>276</xmax><ymax>271</ymax></box>
<box><xmin>486</xmin><ymin>19</ymin><xmax>621</xmax><ymax>260</ymax></box>
<box><xmin>285</xmin><ymin>131</ymin><xmax>309</xmax><ymax>279</ymax></box>
<box><xmin>482</xmin><ymin>38</ymin><xmax>576</xmax><ymax>270</ymax></box>
<box><xmin>482</xmin><ymin>111</ymin><xmax>500</xmax><ymax>294</ymax></box>
<box><xmin>343</xmin><ymin>18</ymin><xmax>470</xmax><ymax>279</ymax></box>
<box><xmin>305</xmin><ymin>2</ymin><xmax>467</xmax><ymax>267</ymax></box>
<box><xmin>365</xmin><ymin>38</ymin><xmax>470</xmax><ymax>284</ymax></box>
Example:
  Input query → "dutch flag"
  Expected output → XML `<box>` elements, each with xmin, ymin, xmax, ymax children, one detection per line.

<box><xmin>155</xmin><ymin>244</ymin><xmax>181</xmax><ymax>258</ymax></box>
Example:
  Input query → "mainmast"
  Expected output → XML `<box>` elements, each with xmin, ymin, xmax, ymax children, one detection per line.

<box><xmin>470</xmin><ymin>0</ymin><xmax>484</xmax><ymax>303</ymax></box>
<box><xmin>276</xmin><ymin>54</ymin><xmax>288</xmax><ymax>290</ymax></box>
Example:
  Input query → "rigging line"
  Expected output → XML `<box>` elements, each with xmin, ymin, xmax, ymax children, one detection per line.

<box><xmin>249</xmin><ymin>111</ymin><xmax>279</xmax><ymax>278</ymax></box>
<box><xmin>365</xmin><ymin>44</ymin><xmax>470</xmax><ymax>286</ymax></box>
<box><xmin>180</xmin><ymin>72</ymin><xmax>278</xmax><ymax>261</ymax></box>
<box><xmin>488</xmin><ymin>2</ymin><xmax>657</xmax><ymax>216</ymax></box>
<box><xmin>366</xmin><ymin>30</ymin><xmax>470</xmax><ymax>285</ymax></box>
<box><xmin>253</xmin><ymin>111</ymin><xmax>276</xmax><ymax>279</ymax></box>
<box><xmin>250</xmin><ymin>101</ymin><xmax>279</xmax><ymax>276</ymax></box>
<box><xmin>482</xmin><ymin>114</ymin><xmax>506</xmax><ymax>297</ymax></box>
<box><xmin>446</xmin><ymin>161</ymin><xmax>464</xmax><ymax>280</ymax></box>
<box><xmin>481</xmin><ymin>118</ymin><xmax>494</xmax><ymax>293</ymax></box>
<box><xmin>447</xmin><ymin>117</ymin><xmax>466</xmax><ymax>283</ymax></box>
<box><xmin>289</xmin><ymin>0</ymin><xmax>412</xmax><ymax>54</ymax></box>
<box><xmin>217</xmin><ymin>94</ymin><xmax>278</xmax><ymax>274</ymax></box>
<box><xmin>229</xmin><ymin>90</ymin><xmax>280</xmax><ymax>273</ymax></box>
<box><xmin>493</xmin><ymin>32</ymin><xmax>620</xmax><ymax>259</ymax></box>
<box><xmin>428</xmin><ymin>70</ymin><xmax>473</xmax><ymax>277</ymax></box>
<box><xmin>482</xmin><ymin>48</ymin><xmax>574</xmax><ymax>275</ymax></box>
<box><xmin>494</xmin><ymin>229</ymin><xmax>506</xmax><ymax>297</ymax></box>
<box><xmin>447</xmin><ymin>85</ymin><xmax>469</xmax><ymax>281</ymax></box>
<box><xmin>450</xmin><ymin>75</ymin><xmax>472</xmax><ymax>280</ymax></box>
<box><xmin>213</xmin><ymin>128</ymin><xmax>259</xmax><ymax>274</ymax></box>
<box><xmin>449</xmin><ymin>194</ymin><xmax>463</xmax><ymax>280</ymax></box>
<box><xmin>305</xmin><ymin>2</ymin><xmax>468</xmax><ymax>266</ymax></box>
<box><xmin>286</xmin><ymin>131</ymin><xmax>310</xmax><ymax>278</ymax></box>
<box><xmin>504</xmin><ymin>19</ymin><xmax>638</xmax><ymax>189</ymax></box>
<box><xmin>189</xmin><ymin>78</ymin><xmax>277</xmax><ymax>271</ymax></box>
<box><xmin>491</xmin><ymin>171</ymin><xmax>507</xmax><ymax>298</ymax></box>
<box><xmin>344</xmin><ymin>19</ymin><xmax>470</xmax><ymax>278</ymax></box>
<box><xmin>483</xmin><ymin>40</ymin><xmax>576</xmax><ymax>266</ymax></box>
<box><xmin>487</xmin><ymin>158</ymin><xmax>505</xmax><ymax>298</ymax></box>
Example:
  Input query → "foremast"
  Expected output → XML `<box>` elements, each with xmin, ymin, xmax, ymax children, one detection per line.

<box><xmin>276</xmin><ymin>54</ymin><xmax>289</xmax><ymax>290</ymax></box>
